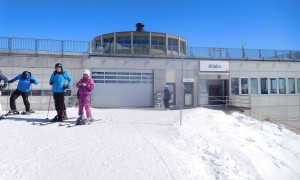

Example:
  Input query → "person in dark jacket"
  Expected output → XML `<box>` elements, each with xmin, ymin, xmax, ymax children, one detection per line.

<box><xmin>0</xmin><ymin>71</ymin><xmax>8</xmax><ymax>91</ymax></box>
<box><xmin>0</xmin><ymin>70</ymin><xmax>9</xmax><ymax>118</ymax></box>
<box><xmin>7</xmin><ymin>71</ymin><xmax>38</xmax><ymax>115</ymax></box>
<box><xmin>163</xmin><ymin>85</ymin><xmax>171</xmax><ymax>110</ymax></box>
<box><xmin>49</xmin><ymin>63</ymin><xmax>73</xmax><ymax>121</ymax></box>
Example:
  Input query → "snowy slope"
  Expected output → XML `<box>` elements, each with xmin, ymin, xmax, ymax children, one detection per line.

<box><xmin>0</xmin><ymin>108</ymin><xmax>299</xmax><ymax>180</ymax></box>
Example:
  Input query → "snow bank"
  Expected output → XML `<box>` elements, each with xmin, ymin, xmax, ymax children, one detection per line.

<box><xmin>0</xmin><ymin>107</ymin><xmax>299</xmax><ymax>180</ymax></box>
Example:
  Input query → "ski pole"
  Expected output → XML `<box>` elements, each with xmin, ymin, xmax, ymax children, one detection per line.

<box><xmin>5</xmin><ymin>84</ymin><xmax>10</xmax><ymax>114</ymax></box>
<box><xmin>29</xmin><ymin>84</ymin><xmax>32</xmax><ymax>116</ymax></box>
<box><xmin>46</xmin><ymin>91</ymin><xmax>52</xmax><ymax>120</ymax></box>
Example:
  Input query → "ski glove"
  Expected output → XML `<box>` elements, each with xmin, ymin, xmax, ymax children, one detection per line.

<box><xmin>30</xmin><ymin>79</ymin><xmax>35</xmax><ymax>83</ymax></box>
<box><xmin>63</xmin><ymin>84</ymin><xmax>69</xmax><ymax>89</ymax></box>
<box><xmin>49</xmin><ymin>81</ymin><xmax>53</xmax><ymax>85</ymax></box>
<box><xmin>8</xmin><ymin>80</ymin><xmax>13</xmax><ymax>83</ymax></box>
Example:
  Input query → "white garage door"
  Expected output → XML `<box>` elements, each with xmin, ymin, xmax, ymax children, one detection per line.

<box><xmin>91</xmin><ymin>69</ymin><xmax>153</xmax><ymax>107</ymax></box>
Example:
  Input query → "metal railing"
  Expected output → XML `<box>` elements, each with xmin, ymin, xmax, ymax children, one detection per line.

<box><xmin>0</xmin><ymin>37</ymin><xmax>90</xmax><ymax>54</ymax></box>
<box><xmin>1</xmin><ymin>36</ymin><xmax>300</xmax><ymax>60</ymax></box>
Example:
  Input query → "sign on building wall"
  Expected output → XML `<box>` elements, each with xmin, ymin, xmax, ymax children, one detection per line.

<box><xmin>183</xmin><ymin>78</ymin><xmax>195</xmax><ymax>82</ymax></box>
<box><xmin>200</xmin><ymin>61</ymin><xmax>229</xmax><ymax>72</ymax></box>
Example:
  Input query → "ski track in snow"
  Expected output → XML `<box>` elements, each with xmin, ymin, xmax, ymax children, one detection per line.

<box><xmin>0</xmin><ymin>107</ymin><xmax>299</xmax><ymax>180</ymax></box>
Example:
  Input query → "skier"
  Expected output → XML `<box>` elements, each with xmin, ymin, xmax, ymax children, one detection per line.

<box><xmin>49</xmin><ymin>63</ymin><xmax>73</xmax><ymax>121</ymax></box>
<box><xmin>75</xmin><ymin>69</ymin><xmax>95</xmax><ymax>125</ymax></box>
<box><xmin>6</xmin><ymin>71</ymin><xmax>38</xmax><ymax>115</ymax></box>
<box><xmin>0</xmin><ymin>70</ymin><xmax>9</xmax><ymax>118</ymax></box>
<box><xmin>163</xmin><ymin>85</ymin><xmax>171</xmax><ymax>110</ymax></box>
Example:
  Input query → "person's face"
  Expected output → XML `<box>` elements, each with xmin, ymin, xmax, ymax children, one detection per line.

<box><xmin>83</xmin><ymin>74</ymin><xmax>88</xmax><ymax>78</ymax></box>
<box><xmin>56</xmin><ymin>67</ymin><xmax>62</xmax><ymax>72</ymax></box>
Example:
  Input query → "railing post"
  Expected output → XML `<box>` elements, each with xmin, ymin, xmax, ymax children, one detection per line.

<box><xmin>61</xmin><ymin>40</ymin><xmax>64</xmax><ymax>56</ymax></box>
<box><xmin>274</xmin><ymin>49</ymin><xmax>277</xmax><ymax>59</ymax></box>
<box><xmin>226</xmin><ymin>48</ymin><xmax>230</xmax><ymax>58</ymax></box>
<box><xmin>8</xmin><ymin>37</ymin><xmax>12</xmax><ymax>55</ymax></box>
<box><xmin>289</xmin><ymin>50</ymin><xmax>292</xmax><ymax>59</ymax></box>
<box><xmin>88</xmin><ymin>42</ymin><xmax>91</xmax><ymax>54</ymax></box>
<box><xmin>35</xmin><ymin>39</ymin><xmax>39</xmax><ymax>56</ymax></box>
<box><xmin>259</xmin><ymin>49</ymin><xmax>262</xmax><ymax>58</ymax></box>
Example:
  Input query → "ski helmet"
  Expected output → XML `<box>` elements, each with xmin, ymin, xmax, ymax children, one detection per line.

<box><xmin>83</xmin><ymin>69</ymin><xmax>90</xmax><ymax>77</ymax></box>
<box><xmin>55</xmin><ymin>63</ymin><xmax>62</xmax><ymax>69</ymax></box>
<box><xmin>22</xmin><ymin>71</ymin><xmax>30</xmax><ymax>79</ymax></box>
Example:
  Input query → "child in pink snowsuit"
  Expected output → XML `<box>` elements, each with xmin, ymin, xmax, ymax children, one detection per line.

<box><xmin>76</xmin><ymin>70</ymin><xmax>95</xmax><ymax>119</ymax></box>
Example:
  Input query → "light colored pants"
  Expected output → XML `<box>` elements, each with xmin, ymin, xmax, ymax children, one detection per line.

<box><xmin>78</xmin><ymin>95</ymin><xmax>91</xmax><ymax>118</ymax></box>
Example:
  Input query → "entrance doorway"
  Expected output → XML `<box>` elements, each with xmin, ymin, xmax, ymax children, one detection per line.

<box><xmin>208</xmin><ymin>80</ymin><xmax>229</xmax><ymax>105</ymax></box>
<box><xmin>184</xmin><ymin>82</ymin><xmax>194</xmax><ymax>107</ymax></box>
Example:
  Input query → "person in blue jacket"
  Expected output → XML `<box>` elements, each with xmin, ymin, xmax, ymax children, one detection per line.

<box><xmin>7</xmin><ymin>71</ymin><xmax>38</xmax><ymax>115</ymax></box>
<box><xmin>49</xmin><ymin>63</ymin><xmax>73</xmax><ymax>121</ymax></box>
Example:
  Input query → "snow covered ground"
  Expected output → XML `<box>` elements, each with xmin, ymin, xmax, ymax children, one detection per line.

<box><xmin>0</xmin><ymin>107</ymin><xmax>299</xmax><ymax>180</ymax></box>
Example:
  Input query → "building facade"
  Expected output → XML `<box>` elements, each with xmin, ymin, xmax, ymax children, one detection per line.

<box><xmin>0</xmin><ymin>25</ymin><xmax>300</xmax><ymax>131</ymax></box>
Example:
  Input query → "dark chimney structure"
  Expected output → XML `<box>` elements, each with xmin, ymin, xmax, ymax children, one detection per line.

<box><xmin>136</xmin><ymin>23</ymin><xmax>144</xmax><ymax>32</ymax></box>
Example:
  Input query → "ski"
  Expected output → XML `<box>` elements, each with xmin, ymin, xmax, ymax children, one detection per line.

<box><xmin>0</xmin><ymin>115</ymin><xmax>5</xmax><ymax>120</ymax></box>
<box><xmin>67</xmin><ymin>119</ymin><xmax>102</xmax><ymax>128</ymax></box>
<box><xmin>58</xmin><ymin>123</ymin><xmax>70</xmax><ymax>126</ymax></box>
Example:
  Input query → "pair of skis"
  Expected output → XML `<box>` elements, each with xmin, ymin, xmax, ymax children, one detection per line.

<box><xmin>1</xmin><ymin>110</ymin><xmax>35</xmax><ymax>119</ymax></box>
<box><xmin>32</xmin><ymin>118</ymin><xmax>101</xmax><ymax>127</ymax></box>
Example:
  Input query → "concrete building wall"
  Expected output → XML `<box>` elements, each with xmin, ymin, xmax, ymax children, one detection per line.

<box><xmin>229</xmin><ymin>61</ymin><xmax>300</xmax><ymax>127</ymax></box>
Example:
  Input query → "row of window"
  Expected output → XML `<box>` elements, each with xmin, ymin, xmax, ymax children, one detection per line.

<box><xmin>94</xmin><ymin>80</ymin><xmax>153</xmax><ymax>84</ymax></box>
<box><xmin>92</xmin><ymin>71</ymin><xmax>153</xmax><ymax>84</ymax></box>
<box><xmin>108</xmin><ymin>36</ymin><xmax>186</xmax><ymax>46</ymax></box>
<box><xmin>231</xmin><ymin>77</ymin><xmax>300</xmax><ymax>95</ymax></box>
<box><xmin>0</xmin><ymin>90</ymin><xmax>72</xmax><ymax>96</ymax></box>
<box><xmin>92</xmin><ymin>72</ymin><xmax>152</xmax><ymax>75</ymax></box>
<box><xmin>92</xmin><ymin>76</ymin><xmax>153</xmax><ymax>80</ymax></box>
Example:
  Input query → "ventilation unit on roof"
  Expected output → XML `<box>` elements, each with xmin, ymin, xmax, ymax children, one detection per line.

<box><xmin>136</xmin><ymin>23</ymin><xmax>144</xmax><ymax>32</ymax></box>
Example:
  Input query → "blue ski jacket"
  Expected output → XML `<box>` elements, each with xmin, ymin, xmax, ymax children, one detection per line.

<box><xmin>49</xmin><ymin>71</ymin><xmax>73</xmax><ymax>93</ymax></box>
<box><xmin>10</xmin><ymin>74</ymin><xmax>38</xmax><ymax>93</ymax></box>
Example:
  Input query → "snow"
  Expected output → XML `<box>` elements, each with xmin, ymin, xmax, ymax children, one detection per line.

<box><xmin>0</xmin><ymin>107</ymin><xmax>299</xmax><ymax>180</ymax></box>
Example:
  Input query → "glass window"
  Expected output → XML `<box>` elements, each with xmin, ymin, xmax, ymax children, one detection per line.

<box><xmin>180</xmin><ymin>41</ymin><xmax>186</xmax><ymax>54</ymax></box>
<box><xmin>116</xmin><ymin>36</ymin><xmax>131</xmax><ymax>45</ymax></box>
<box><xmin>133</xmin><ymin>36</ymin><xmax>149</xmax><ymax>45</ymax></box>
<box><xmin>151</xmin><ymin>37</ymin><xmax>165</xmax><ymax>50</ymax></box>
<box><xmin>270</xmin><ymin>78</ymin><xmax>277</xmax><ymax>94</ymax></box>
<box><xmin>103</xmin><ymin>38</ymin><xmax>114</xmax><ymax>44</ymax></box>
<box><xmin>241</xmin><ymin>78</ymin><xmax>248</xmax><ymax>94</ymax></box>
<box><xmin>250</xmin><ymin>78</ymin><xmax>258</xmax><ymax>94</ymax></box>
<box><xmin>231</xmin><ymin>78</ymin><xmax>239</xmax><ymax>95</ymax></box>
<box><xmin>260</xmin><ymin>78</ymin><xmax>268</xmax><ymax>94</ymax></box>
<box><xmin>279</xmin><ymin>78</ymin><xmax>286</xmax><ymax>94</ymax></box>
<box><xmin>288</xmin><ymin>78</ymin><xmax>295</xmax><ymax>94</ymax></box>
<box><xmin>297</xmin><ymin>78</ymin><xmax>300</xmax><ymax>93</ymax></box>
<box><xmin>200</xmin><ymin>80</ymin><xmax>208</xmax><ymax>93</ymax></box>
<box><xmin>168</xmin><ymin>38</ymin><xmax>178</xmax><ymax>52</ymax></box>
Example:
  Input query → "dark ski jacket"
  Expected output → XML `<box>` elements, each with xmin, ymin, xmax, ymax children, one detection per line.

<box><xmin>0</xmin><ymin>73</ymin><xmax>8</xmax><ymax>89</ymax></box>
<box><xmin>164</xmin><ymin>88</ymin><xmax>171</xmax><ymax>101</ymax></box>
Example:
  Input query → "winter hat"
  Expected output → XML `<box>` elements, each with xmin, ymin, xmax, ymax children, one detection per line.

<box><xmin>55</xmin><ymin>63</ymin><xmax>62</xmax><ymax>69</ymax></box>
<box><xmin>83</xmin><ymin>69</ymin><xmax>90</xmax><ymax>77</ymax></box>
<box><xmin>165</xmin><ymin>85</ymin><xmax>168</xmax><ymax>88</ymax></box>
<box><xmin>22</xmin><ymin>71</ymin><xmax>30</xmax><ymax>79</ymax></box>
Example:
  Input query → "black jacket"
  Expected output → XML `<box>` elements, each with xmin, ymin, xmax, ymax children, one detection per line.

<box><xmin>0</xmin><ymin>73</ymin><xmax>8</xmax><ymax>89</ymax></box>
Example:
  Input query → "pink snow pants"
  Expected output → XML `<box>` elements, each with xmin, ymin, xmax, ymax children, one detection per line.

<box><xmin>78</xmin><ymin>95</ymin><xmax>91</xmax><ymax>118</ymax></box>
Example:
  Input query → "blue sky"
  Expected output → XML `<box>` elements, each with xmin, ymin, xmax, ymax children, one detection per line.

<box><xmin>0</xmin><ymin>0</ymin><xmax>300</xmax><ymax>50</ymax></box>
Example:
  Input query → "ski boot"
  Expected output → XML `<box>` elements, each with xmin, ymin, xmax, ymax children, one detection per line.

<box><xmin>76</xmin><ymin>116</ymin><xmax>88</xmax><ymax>125</ymax></box>
<box><xmin>5</xmin><ymin>110</ymin><xmax>20</xmax><ymax>116</ymax></box>
<box><xmin>21</xmin><ymin>111</ymin><xmax>31</xmax><ymax>115</ymax></box>
<box><xmin>50</xmin><ymin>115</ymin><xmax>63</xmax><ymax>122</ymax></box>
